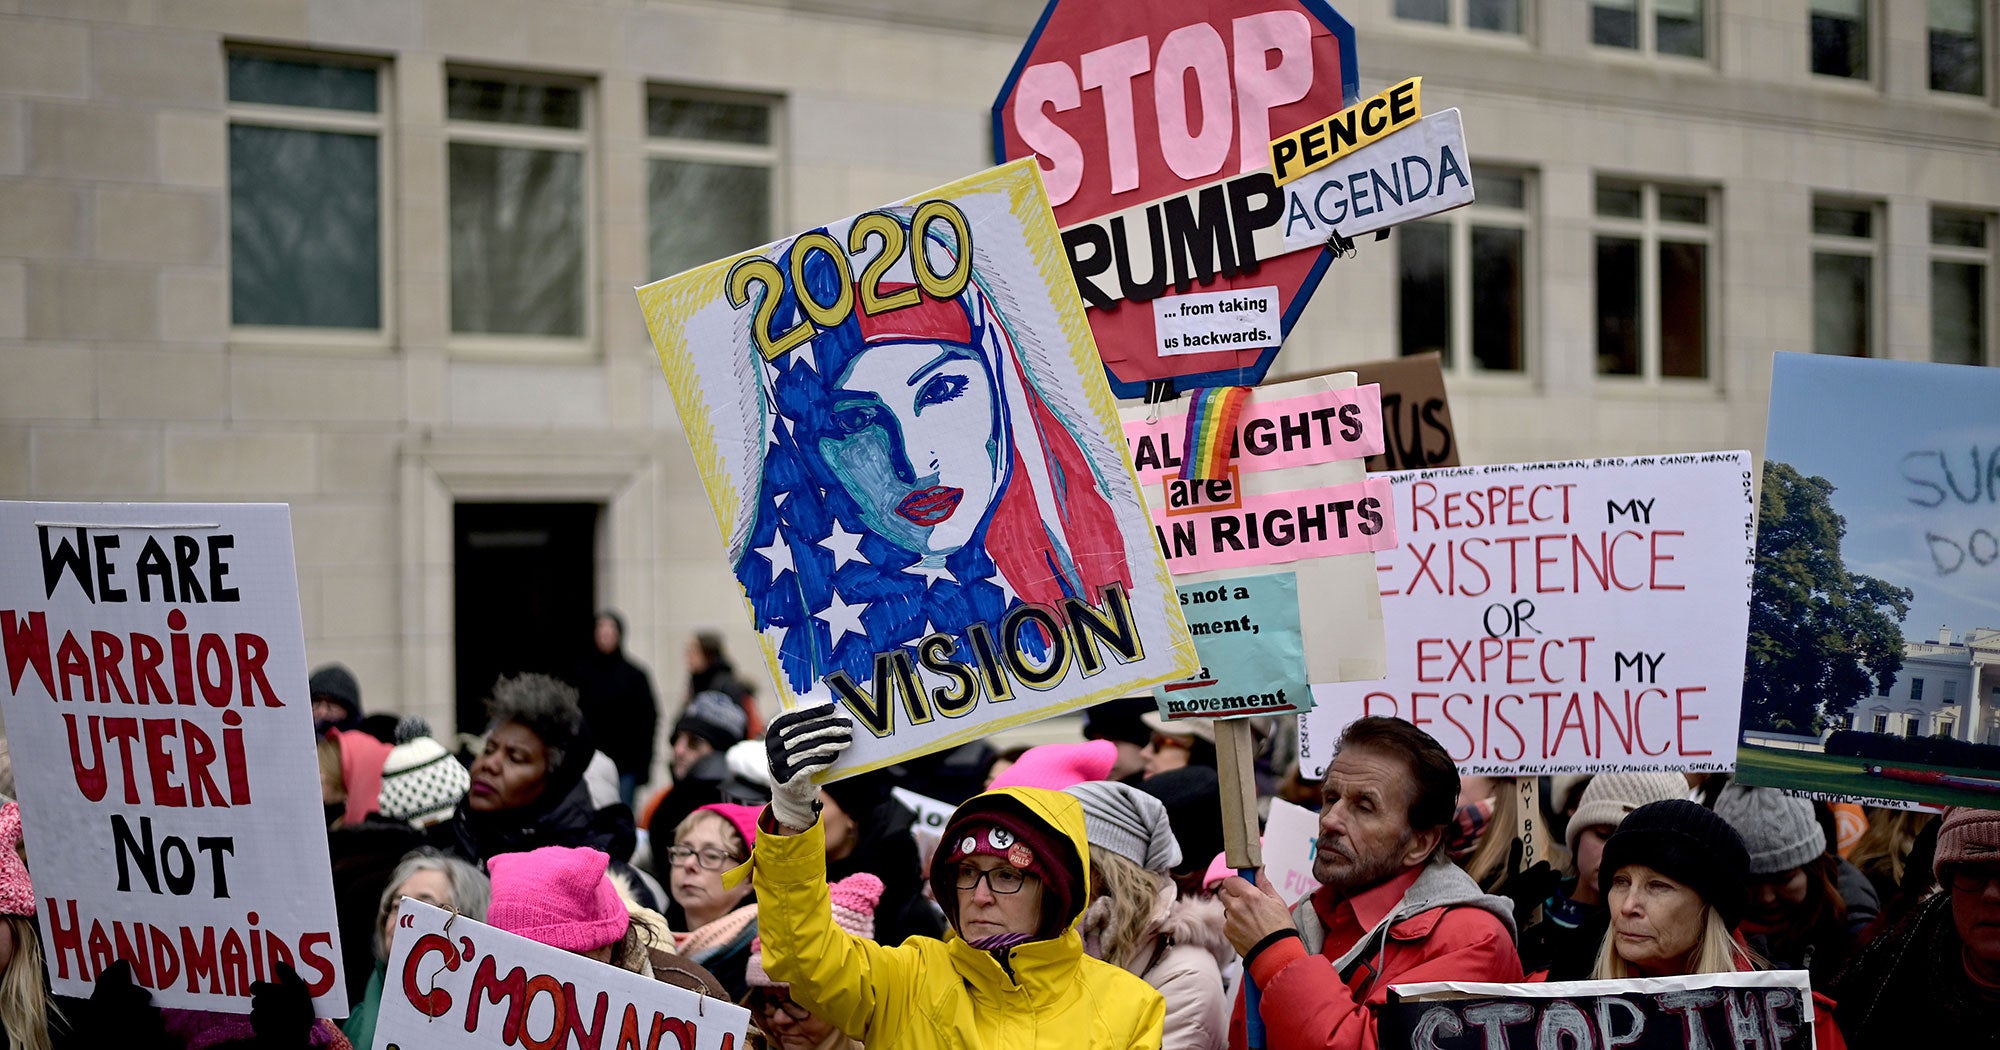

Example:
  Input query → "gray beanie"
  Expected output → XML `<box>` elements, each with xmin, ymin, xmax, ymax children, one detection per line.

<box><xmin>1066</xmin><ymin>780</ymin><xmax>1182</xmax><ymax>874</ymax></box>
<box><xmin>1714</xmin><ymin>784</ymin><xmax>1825</xmax><ymax>875</ymax></box>
<box><xmin>1566</xmin><ymin>771</ymin><xmax>1690</xmax><ymax>856</ymax></box>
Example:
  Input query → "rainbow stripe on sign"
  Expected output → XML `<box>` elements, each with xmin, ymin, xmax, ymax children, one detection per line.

<box><xmin>1178</xmin><ymin>386</ymin><xmax>1252</xmax><ymax>482</ymax></box>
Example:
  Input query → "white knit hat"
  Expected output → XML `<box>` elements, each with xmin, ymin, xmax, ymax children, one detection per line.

<box><xmin>1714</xmin><ymin>784</ymin><xmax>1826</xmax><ymax>875</ymax></box>
<box><xmin>378</xmin><ymin>719</ymin><xmax>470</xmax><ymax>828</ymax></box>
<box><xmin>1566</xmin><ymin>771</ymin><xmax>1690</xmax><ymax>856</ymax></box>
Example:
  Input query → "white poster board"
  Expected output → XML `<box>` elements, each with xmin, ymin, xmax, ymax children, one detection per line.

<box><xmin>638</xmin><ymin>161</ymin><xmax>1199</xmax><ymax>779</ymax></box>
<box><xmin>1262</xmin><ymin>798</ymin><xmax>1321</xmax><ymax>907</ymax></box>
<box><xmin>0</xmin><ymin>502</ymin><xmax>345</xmax><ymax>1013</ymax></box>
<box><xmin>373</xmin><ymin>899</ymin><xmax>750</xmax><ymax>1050</ymax></box>
<box><xmin>1299</xmin><ymin>455</ymin><xmax>1754</xmax><ymax>777</ymax></box>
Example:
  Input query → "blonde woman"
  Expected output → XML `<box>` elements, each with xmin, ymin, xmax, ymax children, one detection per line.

<box><xmin>0</xmin><ymin>803</ymin><xmax>66</xmax><ymax>1050</ymax></box>
<box><xmin>1591</xmin><ymin>800</ymin><xmax>1848</xmax><ymax>1049</ymax></box>
<box><xmin>1065</xmin><ymin>783</ymin><xmax>1229</xmax><ymax>1050</ymax></box>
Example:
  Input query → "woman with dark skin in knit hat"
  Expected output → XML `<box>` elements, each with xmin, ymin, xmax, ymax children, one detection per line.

<box><xmin>748</xmin><ymin>706</ymin><xmax>1165</xmax><ymax>1050</ymax></box>
<box><xmin>1592</xmin><ymin>800</ymin><xmax>1848</xmax><ymax>1048</ymax></box>
<box><xmin>430</xmin><ymin>674</ymin><xmax>637</xmax><ymax>867</ymax></box>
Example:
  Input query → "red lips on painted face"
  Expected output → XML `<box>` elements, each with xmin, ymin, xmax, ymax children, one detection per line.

<box><xmin>896</xmin><ymin>485</ymin><xmax>964</xmax><ymax>526</ymax></box>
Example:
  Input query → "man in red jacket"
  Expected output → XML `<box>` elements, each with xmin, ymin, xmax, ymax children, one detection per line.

<box><xmin>1218</xmin><ymin>717</ymin><xmax>1523</xmax><ymax>1050</ymax></box>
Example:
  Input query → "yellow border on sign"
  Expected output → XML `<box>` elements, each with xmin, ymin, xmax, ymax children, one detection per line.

<box><xmin>1270</xmin><ymin>77</ymin><xmax>1424</xmax><ymax>187</ymax></box>
<box><xmin>635</xmin><ymin>158</ymin><xmax>1199</xmax><ymax>778</ymax></box>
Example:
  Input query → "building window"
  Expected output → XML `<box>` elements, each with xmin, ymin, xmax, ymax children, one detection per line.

<box><xmin>1945</xmin><ymin>680</ymin><xmax>1960</xmax><ymax>703</ymax></box>
<box><xmin>1593</xmin><ymin>180</ymin><xmax>1712</xmax><ymax>381</ymax></box>
<box><xmin>647</xmin><ymin>89</ymin><xmax>780</xmax><ymax>281</ymax></box>
<box><xmin>1905</xmin><ymin>716</ymin><xmax>1921</xmax><ymax>738</ymax></box>
<box><xmin>1940</xmin><ymin>718</ymin><xmax>1956</xmax><ymax>737</ymax></box>
<box><xmin>1811</xmin><ymin>0</ymin><xmax>1869</xmax><ymax>79</ymax></box>
<box><xmin>1872</xmin><ymin>714</ymin><xmax>1889</xmax><ymax>733</ymax></box>
<box><xmin>1812</xmin><ymin>200</ymin><xmax>1878</xmax><ymax>357</ymax></box>
<box><xmin>1911</xmin><ymin>676</ymin><xmax>1926</xmax><ymax>700</ymax></box>
<box><xmin>447</xmin><ymin>72</ymin><xmax>590</xmax><ymax>341</ymax></box>
<box><xmin>1930</xmin><ymin>0</ymin><xmax>1986</xmax><ymax>95</ymax></box>
<box><xmin>1933</xmin><ymin>209</ymin><xmax>1991</xmax><ymax>366</ymax></box>
<box><xmin>1393</xmin><ymin>0</ymin><xmax>1522</xmax><ymax>34</ymax></box>
<box><xmin>1590</xmin><ymin>0</ymin><xmax>1705</xmax><ymax>58</ymax></box>
<box><xmin>1398</xmin><ymin>169</ymin><xmax>1531</xmax><ymax>376</ymax></box>
<box><xmin>226</xmin><ymin>52</ymin><xmax>385</xmax><ymax>331</ymax></box>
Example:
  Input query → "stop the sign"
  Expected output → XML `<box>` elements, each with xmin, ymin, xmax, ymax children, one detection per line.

<box><xmin>994</xmin><ymin>0</ymin><xmax>1358</xmax><ymax>398</ymax></box>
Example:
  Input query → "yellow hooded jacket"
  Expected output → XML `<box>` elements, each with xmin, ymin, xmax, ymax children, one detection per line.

<box><xmin>754</xmin><ymin>786</ymin><xmax>1166</xmax><ymax>1050</ymax></box>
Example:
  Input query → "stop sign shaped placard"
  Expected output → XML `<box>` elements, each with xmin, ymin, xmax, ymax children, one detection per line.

<box><xmin>994</xmin><ymin>0</ymin><xmax>1358</xmax><ymax>398</ymax></box>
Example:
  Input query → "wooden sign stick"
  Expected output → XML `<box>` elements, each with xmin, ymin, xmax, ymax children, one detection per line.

<box><xmin>1217</xmin><ymin>718</ymin><xmax>1263</xmax><ymax>869</ymax></box>
<box><xmin>1216</xmin><ymin>717</ymin><xmax>1267</xmax><ymax>1049</ymax></box>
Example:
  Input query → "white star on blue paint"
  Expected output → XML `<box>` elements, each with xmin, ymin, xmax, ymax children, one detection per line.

<box><xmin>815</xmin><ymin>590</ymin><xmax>867</xmax><ymax>649</ymax></box>
<box><xmin>820</xmin><ymin>522</ymin><xmax>869</xmax><ymax>570</ymax></box>
<box><xmin>756</xmin><ymin>533</ymin><xmax>795</xmax><ymax>579</ymax></box>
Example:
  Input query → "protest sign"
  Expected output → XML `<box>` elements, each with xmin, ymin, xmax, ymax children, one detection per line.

<box><xmin>637</xmin><ymin>160</ymin><xmax>1198</xmax><ymax>779</ymax></box>
<box><xmin>992</xmin><ymin>0</ymin><xmax>1359</xmax><ymax>396</ymax></box>
<box><xmin>1270</xmin><ymin>77</ymin><xmax>1421</xmax><ymax>186</ymax></box>
<box><xmin>892</xmin><ymin>787</ymin><xmax>955</xmax><ymax>872</ymax></box>
<box><xmin>1299</xmin><ymin>454</ymin><xmax>1754</xmax><ymax>777</ymax></box>
<box><xmin>1278</xmin><ymin>109</ymin><xmax>1474</xmax><ymax>249</ymax></box>
<box><xmin>373</xmin><ymin>899</ymin><xmax>750</xmax><ymax>1050</ymax></box>
<box><xmin>1737</xmin><ymin>354</ymin><xmax>2000</xmax><ymax>809</ymax></box>
<box><xmin>1123</xmin><ymin>372</ymin><xmax>1393</xmax><ymax>718</ymax></box>
<box><xmin>1156</xmin><ymin>572</ymin><xmax>1309</xmax><ymax>720</ymax></box>
<box><xmin>1261</xmin><ymin>797</ymin><xmax>1320</xmax><ymax>906</ymax></box>
<box><xmin>0</xmin><ymin>501</ymin><xmax>344</xmax><ymax>1013</ymax></box>
<box><xmin>1351</xmin><ymin>353</ymin><xmax>1458</xmax><ymax>472</ymax></box>
<box><xmin>1381</xmin><ymin>971</ymin><xmax>1816</xmax><ymax>1049</ymax></box>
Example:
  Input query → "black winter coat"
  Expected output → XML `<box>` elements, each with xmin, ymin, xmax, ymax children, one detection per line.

<box><xmin>573</xmin><ymin>649</ymin><xmax>659</xmax><ymax>778</ymax></box>
<box><xmin>1831</xmin><ymin>890</ymin><xmax>2000</xmax><ymax>1045</ymax></box>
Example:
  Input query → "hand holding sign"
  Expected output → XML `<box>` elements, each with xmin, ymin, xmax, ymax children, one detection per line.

<box><xmin>768</xmin><ymin>704</ymin><xmax>854</xmax><ymax>828</ymax></box>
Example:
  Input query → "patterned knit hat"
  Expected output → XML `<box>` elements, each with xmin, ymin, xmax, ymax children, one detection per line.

<box><xmin>1714</xmin><ymin>784</ymin><xmax>1826</xmax><ymax>875</ymax></box>
<box><xmin>1566</xmin><ymin>772</ymin><xmax>1691</xmax><ymax>856</ymax></box>
<box><xmin>488</xmin><ymin>846</ymin><xmax>630</xmax><ymax>953</ymax></box>
<box><xmin>0</xmin><ymin>802</ymin><xmax>32</xmax><ymax>917</ymax></box>
<box><xmin>377</xmin><ymin>719</ymin><xmax>470</xmax><ymax>828</ymax></box>
<box><xmin>745</xmin><ymin>872</ymin><xmax>883</xmax><ymax>987</ymax></box>
<box><xmin>1934</xmin><ymin>807</ymin><xmax>2000</xmax><ymax>879</ymax></box>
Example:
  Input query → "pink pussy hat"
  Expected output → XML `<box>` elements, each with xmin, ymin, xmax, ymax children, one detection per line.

<box><xmin>487</xmin><ymin>846</ymin><xmax>630</xmax><ymax>953</ymax></box>
<box><xmin>0</xmin><ymin>803</ymin><xmax>31</xmax><ymax>917</ymax></box>
<box><xmin>988</xmin><ymin>740</ymin><xmax>1117</xmax><ymax>792</ymax></box>
<box><xmin>746</xmin><ymin>872</ymin><xmax>884</xmax><ymax>988</ymax></box>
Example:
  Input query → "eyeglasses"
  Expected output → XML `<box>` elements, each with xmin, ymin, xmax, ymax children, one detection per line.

<box><xmin>954</xmin><ymin>865</ymin><xmax>1030</xmax><ymax>894</ymax></box>
<box><xmin>752</xmin><ymin>993</ymin><xmax>813</xmax><ymax>1022</ymax></box>
<box><xmin>1946</xmin><ymin>867</ymin><xmax>2000</xmax><ymax>894</ymax></box>
<box><xmin>666</xmin><ymin>846</ymin><xmax>742</xmax><ymax>872</ymax></box>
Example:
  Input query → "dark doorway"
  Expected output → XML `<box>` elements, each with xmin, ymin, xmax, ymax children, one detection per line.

<box><xmin>454</xmin><ymin>502</ymin><xmax>599</xmax><ymax>734</ymax></box>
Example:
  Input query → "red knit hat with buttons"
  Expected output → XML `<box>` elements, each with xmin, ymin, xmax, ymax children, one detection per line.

<box><xmin>487</xmin><ymin>846</ymin><xmax>630</xmax><ymax>953</ymax></box>
<box><xmin>0</xmin><ymin>803</ymin><xmax>32</xmax><ymax>917</ymax></box>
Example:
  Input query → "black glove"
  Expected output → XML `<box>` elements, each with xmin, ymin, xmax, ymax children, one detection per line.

<box><xmin>1494</xmin><ymin>838</ymin><xmax>1560</xmax><ymax>926</ymax></box>
<box><xmin>247</xmin><ymin>961</ymin><xmax>315</xmax><ymax>1050</ymax></box>
<box><xmin>764</xmin><ymin>704</ymin><xmax>853</xmax><ymax>829</ymax></box>
<box><xmin>77</xmin><ymin>959</ymin><xmax>170</xmax><ymax>1049</ymax></box>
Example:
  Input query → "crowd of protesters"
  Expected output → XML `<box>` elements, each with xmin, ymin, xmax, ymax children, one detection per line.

<box><xmin>0</xmin><ymin>618</ymin><xmax>1994</xmax><ymax>1049</ymax></box>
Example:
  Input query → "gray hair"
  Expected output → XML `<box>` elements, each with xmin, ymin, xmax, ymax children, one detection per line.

<box><xmin>483</xmin><ymin>673</ymin><xmax>586</xmax><ymax>774</ymax></box>
<box><xmin>375</xmin><ymin>848</ymin><xmax>491</xmax><ymax>959</ymax></box>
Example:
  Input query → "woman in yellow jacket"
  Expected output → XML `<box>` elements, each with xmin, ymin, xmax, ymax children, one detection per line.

<box><xmin>750</xmin><ymin>705</ymin><xmax>1166</xmax><ymax>1050</ymax></box>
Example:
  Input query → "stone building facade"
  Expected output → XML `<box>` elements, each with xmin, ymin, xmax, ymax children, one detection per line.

<box><xmin>2</xmin><ymin>0</ymin><xmax>1996</xmax><ymax>782</ymax></box>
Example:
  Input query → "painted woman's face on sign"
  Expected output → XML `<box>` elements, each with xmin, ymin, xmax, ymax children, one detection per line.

<box><xmin>818</xmin><ymin>341</ymin><xmax>1001</xmax><ymax>559</ymax></box>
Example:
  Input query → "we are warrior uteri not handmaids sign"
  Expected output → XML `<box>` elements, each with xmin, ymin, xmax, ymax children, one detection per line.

<box><xmin>638</xmin><ymin>160</ymin><xmax>1199</xmax><ymax>778</ymax></box>
<box><xmin>0</xmin><ymin>502</ymin><xmax>345</xmax><ymax>1015</ymax></box>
